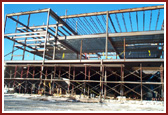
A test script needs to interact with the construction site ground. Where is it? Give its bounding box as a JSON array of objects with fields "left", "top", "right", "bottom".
[{"left": 4, "top": 94, "right": 164, "bottom": 112}]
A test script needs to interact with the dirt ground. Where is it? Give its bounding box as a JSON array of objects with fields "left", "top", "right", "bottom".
[{"left": 4, "top": 94, "right": 165, "bottom": 112}]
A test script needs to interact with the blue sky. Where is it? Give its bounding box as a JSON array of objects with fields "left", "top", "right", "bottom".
[{"left": 3, "top": 3, "right": 164, "bottom": 60}]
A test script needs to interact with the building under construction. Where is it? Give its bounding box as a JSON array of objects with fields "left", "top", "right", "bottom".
[{"left": 4, "top": 5, "right": 164, "bottom": 101}]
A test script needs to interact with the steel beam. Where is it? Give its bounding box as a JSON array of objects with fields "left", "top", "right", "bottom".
[
  {"left": 60, "top": 5, "right": 164, "bottom": 18},
  {"left": 4, "top": 58, "right": 164, "bottom": 64},
  {"left": 105, "top": 11, "right": 109, "bottom": 59},
  {"left": 4, "top": 78, "right": 164, "bottom": 85},
  {"left": 49, "top": 9, "right": 77, "bottom": 35},
  {"left": 22, "top": 14, "right": 31, "bottom": 60},
  {"left": 140, "top": 63, "right": 143, "bottom": 101},
  {"left": 57, "top": 30, "right": 164, "bottom": 40},
  {"left": 11, "top": 16, "right": 19, "bottom": 60},
  {"left": 6, "top": 8, "right": 49, "bottom": 17}
]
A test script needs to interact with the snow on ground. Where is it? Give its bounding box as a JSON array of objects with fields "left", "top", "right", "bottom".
[{"left": 4, "top": 94, "right": 164, "bottom": 112}]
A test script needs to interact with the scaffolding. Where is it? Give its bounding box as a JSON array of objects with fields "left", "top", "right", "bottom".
[{"left": 4, "top": 5, "right": 164, "bottom": 101}]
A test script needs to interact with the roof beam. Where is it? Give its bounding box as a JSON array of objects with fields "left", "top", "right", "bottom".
[
  {"left": 60, "top": 5, "right": 164, "bottom": 19},
  {"left": 6, "top": 8, "right": 49, "bottom": 17}
]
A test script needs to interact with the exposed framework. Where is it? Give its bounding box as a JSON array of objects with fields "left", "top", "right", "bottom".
[{"left": 4, "top": 5, "right": 164, "bottom": 102}]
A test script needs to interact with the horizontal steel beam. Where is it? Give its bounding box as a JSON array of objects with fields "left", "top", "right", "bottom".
[
  {"left": 4, "top": 31, "right": 45, "bottom": 36},
  {"left": 4, "top": 78, "right": 164, "bottom": 85},
  {"left": 60, "top": 5, "right": 164, "bottom": 19},
  {"left": 12, "top": 35, "right": 46, "bottom": 39},
  {"left": 4, "top": 64, "right": 124, "bottom": 67},
  {"left": 4, "top": 58, "right": 164, "bottom": 64},
  {"left": 17, "top": 24, "right": 63, "bottom": 30},
  {"left": 57, "top": 30, "right": 164, "bottom": 40},
  {"left": 6, "top": 8, "right": 49, "bottom": 17}
]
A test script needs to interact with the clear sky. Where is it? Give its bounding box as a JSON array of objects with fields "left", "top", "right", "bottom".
[{"left": 3, "top": 3, "right": 164, "bottom": 60}]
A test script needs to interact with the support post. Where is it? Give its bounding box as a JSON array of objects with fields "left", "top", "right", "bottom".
[
  {"left": 4, "top": 15, "right": 7, "bottom": 33},
  {"left": 53, "top": 22, "right": 58, "bottom": 60},
  {"left": 25, "top": 81, "right": 27, "bottom": 94},
  {"left": 13, "top": 66, "right": 17, "bottom": 89},
  {"left": 120, "top": 65, "right": 124, "bottom": 96},
  {"left": 140, "top": 63, "right": 143, "bottom": 101},
  {"left": 42, "top": 9, "right": 50, "bottom": 64},
  {"left": 22, "top": 14, "right": 31, "bottom": 60},
  {"left": 124, "top": 38, "right": 125, "bottom": 61},
  {"left": 104, "top": 67, "right": 107, "bottom": 99},
  {"left": 68, "top": 65, "right": 71, "bottom": 94},
  {"left": 88, "top": 67, "right": 90, "bottom": 80},
  {"left": 40, "top": 65, "right": 43, "bottom": 92},
  {"left": 105, "top": 11, "right": 109, "bottom": 59},
  {"left": 73, "top": 67, "right": 75, "bottom": 80},
  {"left": 11, "top": 16, "right": 19, "bottom": 60},
  {"left": 20, "top": 67, "right": 23, "bottom": 78},
  {"left": 84, "top": 65, "right": 87, "bottom": 96},
  {"left": 80, "top": 40, "right": 83, "bottom": 61},
  {"left": 59, "top": 67, "right": 61, "bottom": 79},
  {"left": 10, "top": 70, "right": 12, "bottom": 79},
  {"left": 44, "top": 68, "right": 48, "bottom": 94},
  {"left": 26, "top": 65, "right": 29, "bottom": 78},
  {"left": 100, "top": 59, "right": 103, "bottom": 103},
  {"left": 50, "top": 73, "right": 52, "bottom": 95},
  {"left": 160, "top": 64, "right": 164, "bottom": 100},
  {"left": 33, "top": 67, "right": 35, "bottom": 79}
]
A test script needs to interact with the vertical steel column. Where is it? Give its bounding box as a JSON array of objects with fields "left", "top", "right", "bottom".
[
  {"left": 104, "top": 67, "right": 107, "bottom": 99},
  {"left": 140, "top": 63, "right": 143, "bottom": 101},
  {"left": 44, "top": 68, "right": 48, "bottom": 94},
  {"left": 88, "top": 67, "right": 90, "bottom": 80},
  {"left": 54, "top": 66, "right": 56, "bottom": 79},
  {"left": 80, "top": 40, "right": 83, "bottom": 60},
  {"left": 105, "top": 11, "right": 109, "bottom": 59},
  {"left": 25, "top": 81, "right": 27, "bottom": 94},
  {"left": 33, "top": 67, "right": 35, "bottom": 79},
  {"left": 100, "top": 65, "right": 104, "bottom": 102},
  {"left": 84, "top": 65, "right": 87, "bottom": 96},
  {"left": 40, "top": 65, "right": 43, "bottom": 90},
  {"left": 11, "top": 16, "right": 19, "bottom": 60},
  {"left": 4, "top": 15, "right": 7, "bottom": 33},
  {"left": 68, "top": 64, "right": 71, "bottom": 94},
  {"left": 10, "top": 70, "right": 12, "bottom": 79},
  {"left": 14, "top": 66, "right": 17, "bottom": 78},
  {"left": 72, "top": 67, "right": 75, "bottom": 95},
  {"left": 53, "top": 22, "right": 58, "bottom": 60},
  {"left": 20, "top": 67, "right": 23, "bottom": 78},
  {"left": 160, "top": 64, "right": 164, "bottom": 100},
  {"left": 124, "top": 38, "right": 125, "bottom": 61},
  {"left": 120, "top": 65, "right": 124, "bottom": 96},
  {"left": 42, "top": 9, "right": 50, "bottom": 63},
  {"left": 99, "top": 59, "right": 103, "bottom": 102},
  {"left": 88, "top": 67, "right": 90, "bottom": 97},
  {"left": 26, "top": 65, "right": 29, "bottom": 78},
  {"left": 13, "top": 66, "right": 17, "bottom": 91},
  {"left": 73, "top": 67, "right": 75, "bottom": 80},
  {"left": 22, "top": 14, "right": 31, "bottom": 60},
  {"left": 59, "top": 67, "right": 61, "bottom": 79}
]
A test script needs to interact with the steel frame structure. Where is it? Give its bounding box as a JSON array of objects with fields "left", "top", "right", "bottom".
[{"left": 4, "top": 5, "right": 164, "bottom": 101}]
